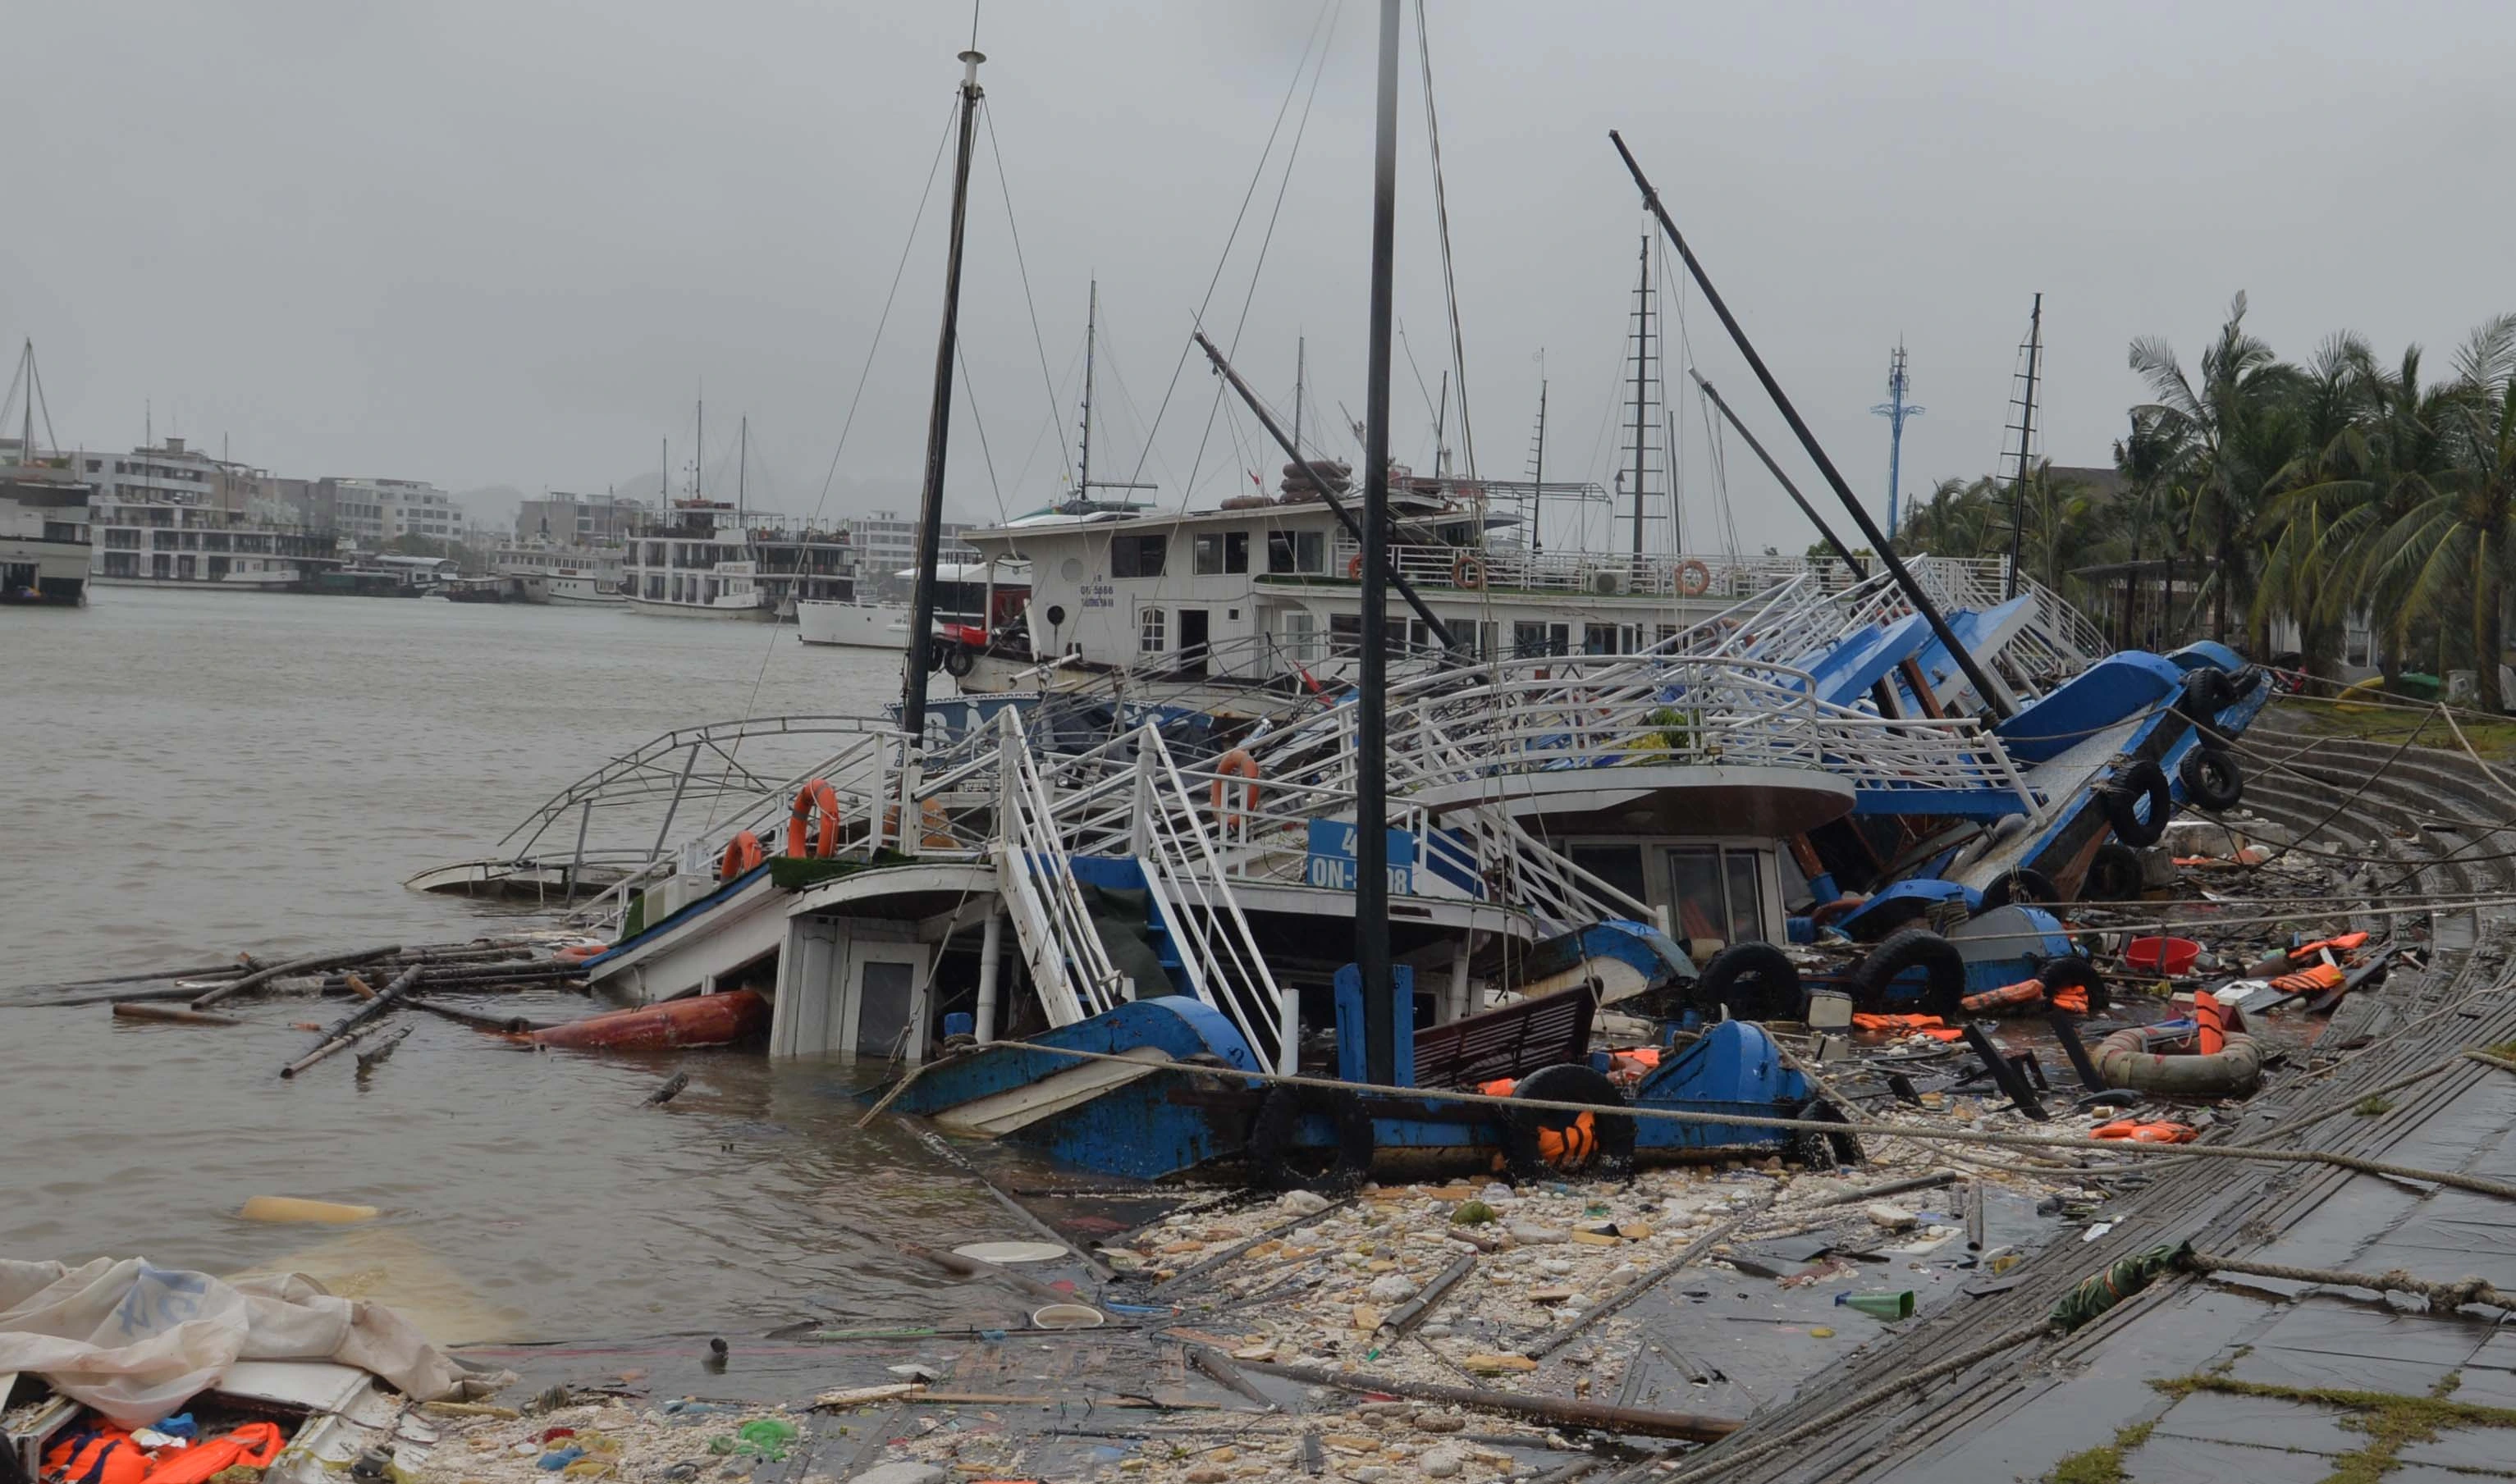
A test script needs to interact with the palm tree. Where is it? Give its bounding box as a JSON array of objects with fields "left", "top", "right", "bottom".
[
  {"left": 2112, "top": 409, "right": 2193, "bottom": 649},
  {"left": 2369, "top": 316, "right": 2516, "bottom": 710},
  {"left": 2129, "top": 293, "right": 2304, "bottom": 642},
  {"left": 2254, "top": 333, "right": 2381, "bottom": 682}
]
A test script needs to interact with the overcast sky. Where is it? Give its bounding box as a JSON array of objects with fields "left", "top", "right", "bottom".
[{"left": 7, "top": 2, "right": 2511, "bottom": 550}]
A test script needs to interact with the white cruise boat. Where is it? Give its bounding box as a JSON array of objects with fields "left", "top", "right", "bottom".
[
  {"left": 621, "top": 499, "right": 771, "bottom": 619},
  {"left": 794, "top": 561, "right": 1027, "bottom": 651},
  {"left": 2, "top": 342, "right": 95, "bottom": 605},
  {"left": 493, "top": 540, "right": 624, "bottom": 605}
]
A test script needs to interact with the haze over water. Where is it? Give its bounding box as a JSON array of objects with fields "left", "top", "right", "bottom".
[{"left": 0, "top": 590, "right": 1038, "bottom": 1344}]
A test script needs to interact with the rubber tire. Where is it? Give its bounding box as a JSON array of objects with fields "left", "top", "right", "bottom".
[
  {"left": 2035, "top": 952, "right": 2111, "bottom": 1016},
  {"left": 2084, "top": 842, "right": 2145, "bottom": 902},
  {"left": 2103, "top": 758, "right": 2174, "bottom": 847},
  {"left": 1850, "top": 928, "right": 1968, "bottom": 1019},
  {"left": 2180, "top": 747, "right": 2243, "bottom": 810},
  {"left": 1503, "top": 1064, "right": 1635, "bottom": 1183},
  {"left": 923, "top": 640, "right": 948, "bottom": 674},
  {"left": 1978, "top": 867, "right": 2061, "bottom": 909},
  {"left": 2176, "top": 669, "right": 2236, "bottom": 744},
  {"left": 1246, "top": 1086, "right": 1374, "bottom": 1193},
  {"left": 1788, "top": 1097, "right": 1864, "bottom": 1170},
  {"left": 942, "top": 642, "right": 977, "bottom": 678},
  {"left": 1845, "top": 895, "right": 1930, "bottom": 943},
  {"left": 1691, "top": 942, "right": 1802, "bottom": 1022}
]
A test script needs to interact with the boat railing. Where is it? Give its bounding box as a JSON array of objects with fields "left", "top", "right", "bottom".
[
  {"left": 1128, "top": 724, "right": 1295, "bottom": 1071},
  {"left": 990, "top": 707, "right": 1130, "bottom": 1024},
  {"left": 1320, "top": 540, "right": 1866, "bottom": 599}
]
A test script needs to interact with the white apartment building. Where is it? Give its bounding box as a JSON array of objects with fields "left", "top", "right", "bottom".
[
  {"left": 516, "top": 490, "right": 644, "bottom": 547},
  {"left": 67, "top": 436, "right": 269, "bottom": 511},
  {"left": 329, "top": 477, "right": 463, "bottom": 544},
  {"left": 846, "top": 510, "right": 977, "bottom": 581}
]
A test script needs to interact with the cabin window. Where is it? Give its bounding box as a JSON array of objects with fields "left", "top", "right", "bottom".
[
  {"left": 1281, "top": 611, "right": 1321, "bottom": 664},
  {"left": 1583, "top": 623, "right": 1622, "bottom": 656},
  {"left": 1329, "top": 613, "right": 1361, "bottom": 659},
  {"left": 1569, "top": 844, "right": 1648, "bottom": 905},
  {"left": 1267, "top": 530, "right": 1327, "bottom": 574},
  {"left": 1667, "top": 846, "right": 1768, "bottom": 947},
  {"left": 1113, "top": 533, "right": 1169, "bottom": 578},
  {"left": 1513, "top": 621, "right": 1569, "bottom": 659},
  {"left": 1195, "top": 531, "right": 1249, "bottom": 576},
  {"left": 1139, "top": 606, "right": 1168, "bottom": 654}
]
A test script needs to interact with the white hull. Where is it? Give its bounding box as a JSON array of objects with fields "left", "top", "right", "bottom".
[
  {"left": 543, "top": 578, "right": 626, "bottom": 606},
  {"left": 795, "top": 599, "right": 909, "bottom": 648},
  {"left": 0, "top": 535, "right": 89, "bottom": 603},
  {"left": 627, "top": 593, "right": 771, "bottom": 621}
]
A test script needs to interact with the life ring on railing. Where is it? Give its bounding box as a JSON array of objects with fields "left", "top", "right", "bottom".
[
  {"left": 786, "top": 778, "right": 842, "bottom": 859},
  {"left": 719, "top": 830, "right": 766, "bottom": 881},
  {"left": 1452, "top": 553, "right": 1486, "bottom": 590},
  {"left": 1347, "top": 553, "right": 1364, "bottom": 580},
  {"left": 1210, "top": 747, "right": 1261, "bottom": 827},
  {"left": 1677, "top": 559, "right": 1712, "bottom": 596}
]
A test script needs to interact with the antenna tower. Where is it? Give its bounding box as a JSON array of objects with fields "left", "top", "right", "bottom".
[{"left": 1869, "top": 341, "right": 1924, "bottom": 538}]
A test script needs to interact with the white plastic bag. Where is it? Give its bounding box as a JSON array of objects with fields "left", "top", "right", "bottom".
[{"left": 0, "top": 1258, "right": 460, "bottom": 1426}]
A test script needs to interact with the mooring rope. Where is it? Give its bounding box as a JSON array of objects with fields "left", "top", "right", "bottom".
[{"left": 908, "top": 1039, "right": 2516, "bottom": 1203}]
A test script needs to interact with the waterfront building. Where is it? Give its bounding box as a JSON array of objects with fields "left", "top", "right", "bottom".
[{"left": 327, "top": 477, "right": 464, "bottom": 545}]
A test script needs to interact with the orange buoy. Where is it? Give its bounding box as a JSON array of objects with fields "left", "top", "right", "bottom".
[
  {"left": 1210, "top": 747, "right": 1261, "bottom": 827},
  {"left": 526, "top": 989, "right": 771, "bottom": 1051},
  {"left": 787, "top": 778, "right": 842, "bottom": 859},
  {"left": 718, "top": 830, "right": 767, "bottom": 881}
]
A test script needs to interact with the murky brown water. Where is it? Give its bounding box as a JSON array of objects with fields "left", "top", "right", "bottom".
[{"left": 0, "top": 587, "right": 1054, "bottom": 1345}]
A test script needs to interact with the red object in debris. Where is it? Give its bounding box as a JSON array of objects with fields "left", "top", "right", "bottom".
[
  {"left": 2126, "top": 935, "right": 2202, "bottom": 977},
  {"left": 2092, "top": 1119, "right": 2198, "bottom": 1144},
  {"left": 526, "top": 990, "right": 770, "bottom": 1050}
]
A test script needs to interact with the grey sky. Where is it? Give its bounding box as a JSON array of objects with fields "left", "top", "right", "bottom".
[{"left": 7, "top": 2, "right": 2510, "bottom": 552}]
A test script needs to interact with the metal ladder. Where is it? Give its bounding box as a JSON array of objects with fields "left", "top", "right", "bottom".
[{"left": 990, "top": 708, "right": 1128, "bottom": 1027}]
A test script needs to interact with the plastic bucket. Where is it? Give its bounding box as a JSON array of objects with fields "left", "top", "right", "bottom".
[{"left": 2126, "top": 936, "right": 2201, "bottom": 977}]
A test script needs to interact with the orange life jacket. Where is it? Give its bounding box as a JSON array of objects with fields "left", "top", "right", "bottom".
[
  {"left": 1535, "top": 1110, "right": 1599, "bottom": 1169},
  {"left": 2291, "top": 931, "right": 2369, "bottom": 961},
  {"left": 143, "top": 1423, "right": 286, "bottom": 1484},
  {"left": 2193, "top": 989, "right": 2228, "bottom": 1055},
  {"left": 2271, "top": 962, "right": 2346, "bottom": 994},
  {"left": 1851, "top": 1013, "right": 1947, "bottom": 1032},
  {"left": 2092, "top": 1119, "right": 2198, "bottom": 1144},
  {"left": 45, "top": 1425, "right": 148, "bottom": 1484}
]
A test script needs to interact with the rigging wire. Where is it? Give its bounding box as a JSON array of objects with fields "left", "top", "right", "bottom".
[
  {"left": 981, "top": 101, "right": 1073, "bottom": 511},
  {"left": 702, "top": 94, "right": 964, "bottom": 836},
  {"left": 1120, "top": 0, "right": 1342, "bottom": 495},
  {"left": 1413, "top": 0, "right": 1474, "bottom": 477},
  {"left": 1169, "top": 2, "right": 1342, "bottom": 509}
]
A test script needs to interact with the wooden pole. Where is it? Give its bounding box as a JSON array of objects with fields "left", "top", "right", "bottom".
[
  {"left": 1233, "top": 1358, "right": 1740, "bottom": 1443},
  {"left": 193, "top": 943, "right": 400, "bottom": 1010},
  {"left": 111, "top": 1003, "right": 242, "bottom": 1028}
]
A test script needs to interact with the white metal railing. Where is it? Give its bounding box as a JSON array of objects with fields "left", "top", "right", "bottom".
[
  {"left": 1127, "top": 726, "right": 1294, "bottom": 1071},
  {"left": 991, "top": 708, "right": 1128, "bottom": 1025}
]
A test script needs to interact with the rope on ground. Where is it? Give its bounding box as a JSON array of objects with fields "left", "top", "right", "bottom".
[
  {"left": 2469, "top": 1048, "right": 2516, "bottom": 1075},
  {"left": 2188, "top": 1250, "right": 2513, "bottom": 1313},
  {"left": 962, "top": 1039, "right": 2516, "bottom": 1203}
]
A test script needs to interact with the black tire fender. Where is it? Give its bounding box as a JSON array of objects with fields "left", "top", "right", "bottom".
[
  {"left": 1246, "top": 1085, "right": 1374, "bottom": 1193},
  {"left": 1691, "top": 942, "right": 1801, "bottom": 1021},
  {"left": 2084, "top": 842, "right": 2146, "bottom": 902},
  {"left": 2103, "top": 758, "right": 2174, "bottom": 847},
  {"left": 1850, "top": 928, "right": 1968, "bottom": 1018},
  {"left": 2035, "top": 952, "right": 2111, "bottom": 1015},
  {"left": 1503, "top": 1064, "right": 1635, "bottom": 1183},
  {"left": 2175, "top": 668, "right": 2236, "bottom": 744},
  {"left": 1978, "top": 867, "right": 2061, "bottom": 909},
  {"left": 942, "top": 642, "right": 977, "bottom": 678},
  {"left": 2179, "top": 746, "right": 2243, "bottom": 810}
]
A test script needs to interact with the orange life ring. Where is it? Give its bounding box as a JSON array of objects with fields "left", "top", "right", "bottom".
[
  {"left": 1347, "top": 553, "right": 1364, "bottom": 580},
  {"left": 787, "top": 778, "right": 842, "bottom": 859},
  {"left": 1210, "top": 747, "right": 1260, "bottom": 826},
  {"left": 1452, "top": 553, "right": 1485, "bottom": 590},
  {"left": 1677, "top": 559, "right": 1712, "bottom": 596},
  {"left": 719, "top": 829, "right": 766, "bottom": 881},
  {"left": 556, "top": 943, "right": 609, "bottom": 964}
]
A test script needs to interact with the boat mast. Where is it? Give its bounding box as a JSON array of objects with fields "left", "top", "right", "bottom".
[
  {"left": 695, "top": 399, "right": 703, "bottom": 503},
  {"left": 900, "top": 43, "right": 986, "bottom": 741},
  {"left": 1608, "top": 131, "right": 2014, "bottom": 721},
  {"left": 1292, "top": 336, "right": 1305, "bottom": 456},
  {"left": 736, "top": 414, "right": 747, "bottom": 527},
  {"left": 1077, "top": 278, "right": 1096, "bottom": 497},
  {"left": 1530, "top": 375, "right": 1547, "bottom": 555},
  {"left": 2006, "top": 294, "right": 2043, "bottom": 600},
  {"left": 1356, "top": 0, "right": 1402, "bottom": 1086},
  {"left": 1628, "top": 232, "right": 1652, "bottom": 557}
]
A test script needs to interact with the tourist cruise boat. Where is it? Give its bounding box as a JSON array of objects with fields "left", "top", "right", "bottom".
[
  {"left": 87, "top": 495, "right": 337, "bottom": 591},
  {"left": 620, "top": 500, "right": 855, "bottom": 621},
  {"left": 794, "top": 560, "right": 1028, "bottom": 651},
  {"left": 0, "top": 453, "right": 91, "bottom": 605},
  {"left": 492, "top": 540, "right": 624, "bottom": 605}
]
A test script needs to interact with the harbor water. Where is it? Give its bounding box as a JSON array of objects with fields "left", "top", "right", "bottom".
[{"left": 0, "top": 587, "right": 1053, "bottom": 1345}]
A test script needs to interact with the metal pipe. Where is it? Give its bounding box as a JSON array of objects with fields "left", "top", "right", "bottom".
[
  {"left": 1688, "top": 370, "right": 1865, "bottom": 578},
  {"left": 1356, "top": 0, "right": 1402, "bottom": 1087},
  {"left": 1190, "top": 331, "right": 1456, "bottom": 651},
  {"left": 1608, "top": 130, "right": 2015, "bottom": 722},
  {"left": 901, "top": 48, "right": 986, "bottom": 742},
  {"left": 650, "top": 743, "right": 701, "bottom": 861},
  {"left": 974, "top": 908, "right": 1004, "bottom": 1043}
]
